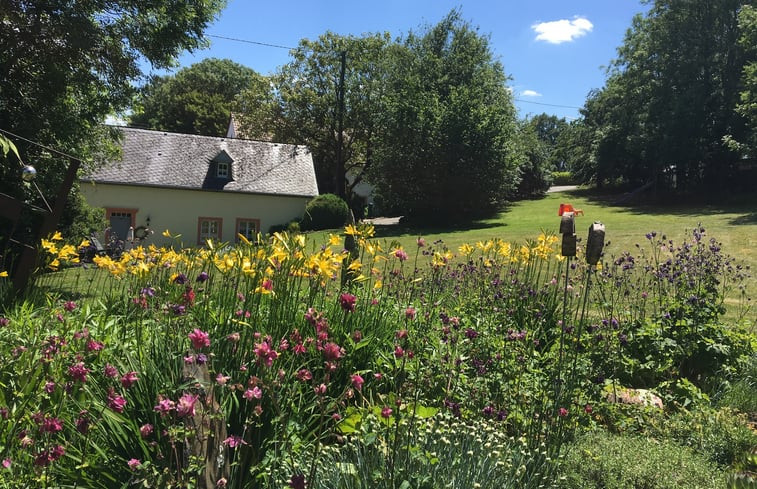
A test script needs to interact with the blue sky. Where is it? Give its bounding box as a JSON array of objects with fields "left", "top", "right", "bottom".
[{"left": 155, "top": 0, "right": 649, "bottom": 121}]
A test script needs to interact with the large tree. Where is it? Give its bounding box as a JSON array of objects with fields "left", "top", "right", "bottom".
[
  {"left": 235, "top": 32, "right": 391, "bottom": 199},
  {"left": 370, "top": 11, "right": 520, "bottom": 220},
  {"left": 0, "top": 1, "right": 225, "bottom": 231},
  {"left": 130, "top": 58, "right": 261, "bottom": 136},
  {"left": 578, "top": 0, "right": 751, "bottom": 192}
]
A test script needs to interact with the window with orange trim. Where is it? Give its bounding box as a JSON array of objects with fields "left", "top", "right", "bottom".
[
  {"left": 197, "top": 217, "right": 222, "bottom": 245},
  {"left": 235, "top": 218, "right": 260, "bottom": 242}
]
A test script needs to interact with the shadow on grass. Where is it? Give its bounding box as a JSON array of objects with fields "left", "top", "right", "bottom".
[
  {"left": 561, "top": 187, "right": 757, "bottom": 224},
  {"left": 370, "top": 217, "right": 505, "bottom": 239}
]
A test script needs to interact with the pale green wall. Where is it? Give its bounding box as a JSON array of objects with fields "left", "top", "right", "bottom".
[{"left": 80, "top": 182, "right": 310, "bottom": 247}]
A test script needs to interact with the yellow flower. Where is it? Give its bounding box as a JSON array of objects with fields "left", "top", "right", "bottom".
[
  {"left": 238, "top": 233, "right": 251, "bottom": 245},
  {"left": 458, "top": 243, "right": 474, "bottom": 256},
  {"left": 162, "top": 230, "right": 172, "bottom": 238},
  {"left": 0, "top": 270, "right": 7, "bottom": 277},
  {"left": 329, "top": 234, "right": 342, "bottom": 246},
  {"left": 344, "top": 224, "right": 360, "bottom": 236},
  {"left": 41, "top": 239, "right": 58, "bottom": 254},
  {"left": 51, "top": 231, "right": 63, "bottom": 241},
  {"left": 476, "top": 240, "right": 494, "bottom": 253},
  {"left": 78, "top": 239, "right": 90, "bottom": 249},
  {"left": 48, "top": 258, "right": 60, "bottom": 270},
  {"left": 374, "top": 279, "right": 383, "bottom": 289}
]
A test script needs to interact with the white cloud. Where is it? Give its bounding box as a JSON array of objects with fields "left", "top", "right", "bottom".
[
  {"left": 532, "top": 17, "right": 593, "bottom": 44},
  {"left": 521, "top": 90, "right": 542, "bottom": 97},
  {"left": 105, "top": 114, "right": 127, "bottom": 126}
]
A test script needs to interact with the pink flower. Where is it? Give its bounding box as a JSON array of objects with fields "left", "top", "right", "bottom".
[
  {"left": 395, "top": 329, "right": 408, "bottom": 339},
  {"left": 120, "top": 371, "right": 139, "bottom": 388},
  {"left": 404, "top": 307, "right": 416, "bottom": 320},
  {"left": 154, "top": 398, "right": 175, "bottom": 416},
  {"left": 393, "top": 249, "right": 408, "bottom": 261},
  {"left": 416, "top": 237, "right": 426, "bottom": 247},
  {"left": 243, "top": 386, "right": 263, "bottom": 400},
  {"left": 314, "top": 383, "right": 327, "bottom": 395},
  {"left": 584, "top": 404, "right": 593, "bottom": 414},
  {"left": 223, "top": 435, "right": 247, "bottom": 448},
  {"left": 394, "top": 345, "right": 404, "bottom": 358},
  {"left": 217, "top": 478, "right": 228, "bottom": 488},
  {"left": 127, "top": 458, "right": 141, "bottom": 470},
  {"left": 381, "top": 406, "right": 393, "bottom": 418},
  {"left": 254, "top": 341, "right": 278, "bottom": 367},
  {"left": 176, "top": 393, "right": 198, "bottom": 417},
  {"left": 40, "top": 417, "right": 64, "bottom": 434},
  {"left": 103, "top": 364, "right": 118, "bottom": 378},
  {"left": 68, "top": 362, "right": 91, "bottom": 383},
  {"left": 558, "top": 407, "right": 569, "bottom": 417},
  {"left": 295, "top": 369, "right": 312, "bottom": 382},
  {"left": 293, "top": 343, "right": 306, "bottom": 355},
  {"left": 339, "top": 293, "right": 357, "bottom": 312},
  {"left": 216, "top": 373, "right": 230, "bottom": 385},
  {"left": 86, "top": 340, "right": 104, "bottom": 352},
  {"left": 44, "top": 381, "right": 56, "bottom": 393},
  {"left": 2, "top": 459, "right": 10, "bottom": 469},
  {"left": 322, "top": 342, "right": 343, "bottom": 362},
  {"left": 63, "top": 301, "right": 77, "bottom": 312},
  {"left": 140, "top": 423, "right": 154, "bottom": 438},
  {"left": 227, "top": 332, "right": 240, "bottom": 343},
  {"left": 188, "top": 329, "right": 210, "bottom": 349},
  {"left": 107, "top": 389, "right": 127, "bottom": 413},
  {"left": 350, "top": 374, "right": 364, "bottom": 391}
]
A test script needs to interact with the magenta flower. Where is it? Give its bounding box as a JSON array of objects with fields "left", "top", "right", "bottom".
[
  {"left": 393, "top": 248, "right": 408, "bottom": 261},
  {"left": 322, "top": 342, "right": 343, "bottom": 362},
  {"left": 381, "top": 406, "right": 393, "bottom": 418},
  {"left": 127, "top": 458, "right": 141, "bottom": 470},
  {"left": 416, "top": 237, "right": 426, "bottom": 247},
  {"left": 558, "top": 407, "right": 569, "bottom": 417},
  {"left": 63, "top": 300, "right": 76, "bottom": 312},
  {"left": 176, "top": 393, "right": 199, "bottom": 417},
  {"left": 295, "top": 369, "right": 312, "bottom": 382},
  {"left": 86, "top": 340, "right": 104, "bottom": 352},
  {"left": 0, "top": 317, "right": 9, "bottom": 327},
  {"left": 222, "top": 435, "right": 247, "bottom": 448},
  {"left": 313, "top": 383, "right": 327, "bottom": 395},
  {"left": 394, "top": 345, "right": 404, "bottom": 358},
  {"left": 103, "top": 364, "right": 118, "bottom": 378},
  {"left": 107, "top": 389, "right": 127, "bottom": 413},
  {"left": 216, "top": 373, "right": 230, "bottom": 385},
  {"left": 40, "top": 416, "right": 64, "bottom": 434},
  {"left": 188, "top": 329, "right": 210, "bottom": 349},
  {"left": 2, "top": 459, "right": 10, "bottom": 469},
  {"left": 120, "top": 371, "right": 139, "bottom": 388},
  {"left": 339, "top": 293, "right": 357, "bottom": 312},
  {"left": 350, "top": 374, "right": 364, "bottom": 391},
  {"left": 243, "top": 386, "right": 263, "bottom": 400},
  {"left": 404, "top": 307, "right": 416, "bottom": 320},
  {"left": 68, "top": 362, "right": 91, "bottom": 383},
  {"left": 76, "top": 410, "right": 90, "bottom": 434},
  {"left": 140, "top": 423, "right": 154, "bottom": 438}
]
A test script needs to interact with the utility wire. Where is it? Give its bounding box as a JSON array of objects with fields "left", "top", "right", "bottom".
[
  {"left": 513, "top": 98, "right": 582, "bottom": 110},
  {"left": 207, "top": 34, "right": 299, "bottom": 51},
  {"left": 0, "top": 127, "right": 82, "bottom": 162}
]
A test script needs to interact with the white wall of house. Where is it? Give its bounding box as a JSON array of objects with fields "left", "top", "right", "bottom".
[{"left": 81, "top": 182, "right": 310, "bottom": 247}]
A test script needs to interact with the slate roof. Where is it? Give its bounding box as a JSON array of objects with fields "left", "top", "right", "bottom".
[{"left": 83, "top": 127, "right": 319, "bottom": 198}]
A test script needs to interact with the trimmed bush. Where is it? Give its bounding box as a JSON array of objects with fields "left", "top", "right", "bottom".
[
  {"left": 552, "top": 171, "right": 578, "bottom": 185},
  {"left": 557, "top": 431, "right": 726, "bottom": 489},
  {"left": 300, "top": 193, "right": 350, "bottom": 231}
]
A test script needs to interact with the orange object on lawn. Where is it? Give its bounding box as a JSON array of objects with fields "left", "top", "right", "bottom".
[{"left": 559, "top": 203, "right": 584, "bottom": 216}]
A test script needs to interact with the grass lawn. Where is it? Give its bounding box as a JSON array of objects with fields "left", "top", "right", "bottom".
[{"left": 41, "top": 188, "right": 756, "bottom": 324}]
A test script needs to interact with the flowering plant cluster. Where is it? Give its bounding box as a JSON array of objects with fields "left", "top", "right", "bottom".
[{"left": 0, "top": 225, "right": 750, "bottom": 487}]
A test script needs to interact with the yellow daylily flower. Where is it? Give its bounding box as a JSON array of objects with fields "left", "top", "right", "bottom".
[
  {"left": 0, "top": 270, "right": 8, "bottom": 277},
  {"left": 329, "top": 234, "right": 342, "bottom": 246},
  {"left": 458, "top": 243, "right": 474, "bottom": 256},
  {"left": 51, "top": 231, "right": 63, "bottom": 241}
]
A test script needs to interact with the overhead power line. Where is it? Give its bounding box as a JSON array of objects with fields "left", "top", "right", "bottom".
[
  {"left": 207, "top": 34, "right": 298, "bottom": 51},
  {"left": 514, "top": 98, "right": 582, "bottom": 110}
]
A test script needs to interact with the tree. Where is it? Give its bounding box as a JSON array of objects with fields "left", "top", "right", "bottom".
[
  {"left": 527, "top": 113, "right": 570, "bottom": 171},
  {"left": 130, "top": 58, "right": 261, "bottom": 136},
  {"left": 235, "top": 32, "right": 391, "bottom": 199},
  {"left": 370, "top": 11, "right": 520, "bottom": 221},
  {"left": 0, "top": 1, "right": 225, "bottom": 223},
  {"left": 577, "top": 0, "right": 751, "bottom": 192},
  {"left": 512, "top": 121, "right": 552, "bottom": 199},
  {"left": 735, "top": 4, "right": 757, "bottom": 156}
]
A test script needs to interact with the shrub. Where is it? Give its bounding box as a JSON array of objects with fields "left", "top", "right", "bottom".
[
  {"left": 268, "top": 219, "right": 301, "bottom": 235},
  {"left": 718, "top": 354, "right": 757, "bottom": 414},
  {"left": 557, "top": 431, "right": 726, "bottom": 489},
  {"left": 300, "top": 194, "right": 350, "bottom": 231},
  {"left": 552, "top": 171, "right": 577, "bottom": 185}
]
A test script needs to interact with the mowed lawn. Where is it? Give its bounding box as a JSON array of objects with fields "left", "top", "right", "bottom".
[
  {"left": 348, "top": 188, "right": 756, "bottom": 323},
  {"left": 44, "top": 188, "right": 756, "bottom": 324}
]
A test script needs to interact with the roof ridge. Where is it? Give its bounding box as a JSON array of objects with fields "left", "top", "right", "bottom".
[{"left": 106, "top": 125, "right": 305, "bottom": 150}]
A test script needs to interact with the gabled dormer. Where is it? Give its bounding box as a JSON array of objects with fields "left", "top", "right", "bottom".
[{"left": 213, "top": 150, "right": 234, "bottom": 180}]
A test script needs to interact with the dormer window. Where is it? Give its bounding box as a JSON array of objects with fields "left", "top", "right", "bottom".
[
  {"left": 217, "top": 161, "right": 229, "bottom": 178},
  {"left": 213, "top": 149, "right": 233, "bottom": 180}
]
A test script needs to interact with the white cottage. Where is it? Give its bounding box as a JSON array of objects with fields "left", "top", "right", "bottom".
[{"left": 80, "top": 127, "right": 318, "bottom": 247}]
